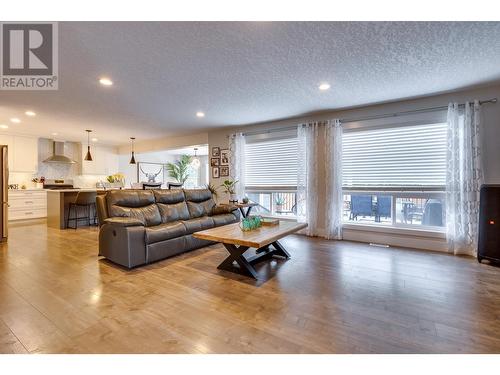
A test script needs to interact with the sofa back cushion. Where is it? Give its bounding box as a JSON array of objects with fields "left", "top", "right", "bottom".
[
  {"left": 183, "top": 189, "right": 216, "bottom": 219},
  {"left": 153, "top": 190, "right": 190, "bottom": 223},
  {"left": 106, "top": 190, "right": 161, "bottom": 227}
]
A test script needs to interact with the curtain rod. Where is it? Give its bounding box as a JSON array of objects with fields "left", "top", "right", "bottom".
[{"left": 240, "top": 97, "right": 497, "bottom": 136}]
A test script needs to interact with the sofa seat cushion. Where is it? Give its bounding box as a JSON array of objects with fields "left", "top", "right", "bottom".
[
  {"left": 211, "top": 213, "right": 238, "bottom": 227},
  {"left": 145, "top": 222, "right": 187, "bottom": 244},
  {"left": 181, "top": 216, "right": 215, "bottom": 234}
]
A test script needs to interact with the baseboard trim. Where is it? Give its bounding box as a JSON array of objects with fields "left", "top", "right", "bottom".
[{"left": 303, "top": 226, "right": 448, "bottom": 252}]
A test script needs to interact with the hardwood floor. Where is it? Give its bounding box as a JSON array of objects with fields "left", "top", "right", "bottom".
[{"left": 1, "top": 220, "right": 500, "bottom": 353}]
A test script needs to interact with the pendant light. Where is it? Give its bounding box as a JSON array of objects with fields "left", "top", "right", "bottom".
[
  {"left": 129, "top": 137, "right": 136, "bottom": 164},
  {"left": 84, "top": 130, "right": 93, "bottom": 161},
  {"left": 191, "top": 147, "right": 200, "bottom": 169}
]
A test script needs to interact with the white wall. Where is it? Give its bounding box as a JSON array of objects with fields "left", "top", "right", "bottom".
[{"left": 118, "top": 150, "right": 210, "bottom": 188}]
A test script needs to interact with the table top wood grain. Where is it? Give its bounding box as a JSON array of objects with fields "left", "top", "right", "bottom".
[{"left": 193, "top": 220, "right": 307, "bottom": 248}]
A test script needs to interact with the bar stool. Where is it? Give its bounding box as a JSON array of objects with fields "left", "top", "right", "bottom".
[
  {"left": 66, "top": 191, "right": 97, "bottom": 229},
  {"left": 167, "top": 182, "right": 183, "bottom": 189}
]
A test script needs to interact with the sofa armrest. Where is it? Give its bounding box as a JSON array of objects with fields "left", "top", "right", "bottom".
[
  {"left": 99, "top": 219, "right": 146, "bottom": 268},
  {"left": 210, "top": 204, "right": 238, "bottom": 216},
  {"left": 103, "top": 217, "right": 144, "bottom": 227}
]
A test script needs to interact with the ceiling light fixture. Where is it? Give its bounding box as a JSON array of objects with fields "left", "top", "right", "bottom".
[
  {"left": 99, "top": 77, "right": 113, "bottom": 86},
  {"left": 129, "top": 137, "right": 136, "bottom": 164},
  {"left": 25, "top": 111, "right": 36, "bottom": 117},
  {"left": 52, "top": 132, "right": 58, "bottom": 136},
  {"left": 319, "top": 83, "right": 331, "bottom": 91},
  {"left": 10, "top": 118, "right": 21, "bottom": 123},
  {"left": 92, "top": 138, "right": 98, "bottom": 142},
  {"left": 84, "top": 130, "right": 93, "bottom": 161},
  {"left": 196, "top": 112, "right": 205, "bottom": 118},
  {"left": 0, "top": 125, "right": 8, "bottom": 129},
  {"left": 191, "top": 147, "right": 200, "bottom": 169}
]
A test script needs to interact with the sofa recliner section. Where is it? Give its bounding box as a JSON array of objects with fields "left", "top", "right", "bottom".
[{"left": 96, "top": 188, "right": 240, "bottom": 268}]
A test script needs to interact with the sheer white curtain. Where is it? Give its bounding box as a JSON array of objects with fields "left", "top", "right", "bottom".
[
  {"left": 446, "top": 101, "right": 483, "bottom": 256},
  {"left": 297, "top": 120, "right": 343, "bottom": 239},
  {"left": 325, "top": 120, "right": 343, "bottom": 240},
  {"left": 228, "top": 132, "right": 246, "bottom": 200}
]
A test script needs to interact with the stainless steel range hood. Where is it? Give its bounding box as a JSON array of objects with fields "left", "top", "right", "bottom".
[{"left": 43, "top": 141, "right": 77, "bottom": 164}]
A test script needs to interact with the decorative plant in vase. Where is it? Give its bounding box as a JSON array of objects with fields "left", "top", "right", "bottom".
[
  {"left": 220, "top": 179, "right": 238, "bottom": 203},
  {"left": 106, "top": 173, "right": 125, "bottom": 187},
  {"left": 275, "top": 196, "right": 287, "bottom": 212},
  {"left": 166, "top": 155, "right": 192, "bottom": 185}
]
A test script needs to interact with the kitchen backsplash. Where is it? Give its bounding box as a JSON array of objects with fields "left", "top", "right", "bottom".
[
  {"left": 37, "top": 138, "right": 80, "bottom": 179},
  {"left": 9, "top": 139, "right": 108, "bottom": 189}
]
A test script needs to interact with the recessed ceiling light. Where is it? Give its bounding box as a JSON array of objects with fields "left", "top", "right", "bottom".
[
  {"left": 25, "top": 110, "right": 36, "bottom": 117},
  {"left": 0, "top": 125, "right": 8, "bottom": 129},
  {"left": 52, "top": 132, "right": 58, "bottom": 136},
  {"left": 92, "top": 138, "right": 98, "bottom": 142},
  {"left": 319, "top": 83, "right": 331, "bottom": 91},
  {"left": 10, "top": 118, "right": 21, "bottom": 123},
  {"left": 196, "top": 112, "right": 205, "bottom": 118},
  {"left": 99, "top": 77, "right": 113, "bottom": 86}
]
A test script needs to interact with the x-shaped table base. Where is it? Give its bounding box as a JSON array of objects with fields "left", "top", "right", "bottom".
[{"left": 218, "top": 240, "right": 291, "bottom": 279}]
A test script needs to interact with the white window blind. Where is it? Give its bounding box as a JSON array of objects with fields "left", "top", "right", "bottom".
[
  {"left": 342, "top": 123, "right": 447, "bottom": 189},
  {"left": 245, "top": 137, "right": 298, "bottom": 188}
]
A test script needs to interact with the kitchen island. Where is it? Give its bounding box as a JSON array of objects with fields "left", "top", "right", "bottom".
[{"left": 47, "top": 189, "right": 107, "bottom": 229}]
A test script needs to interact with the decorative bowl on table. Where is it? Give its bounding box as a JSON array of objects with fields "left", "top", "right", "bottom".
[{"left": 239, "top": 215, "right": 263, "bottom": 231}]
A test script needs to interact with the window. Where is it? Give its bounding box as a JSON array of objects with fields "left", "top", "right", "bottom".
[
  {"left": 244, "top": 133, "right": 298, "bottom": 217},
  {"left": 342, "top": 122, "right": 447, "bottom": 229}
]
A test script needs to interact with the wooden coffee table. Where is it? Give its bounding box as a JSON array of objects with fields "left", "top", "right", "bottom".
[{"left": 193, "top": 221, "right": 307, "bottom": 279}]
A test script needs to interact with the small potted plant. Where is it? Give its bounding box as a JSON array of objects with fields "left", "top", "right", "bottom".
[
  {"left": 220, "top": 179, "right": 238, "bottom": 203},
  {"left": 31, "top": 177, "right": 43, "bottom": 189},
  {"left": 275, "top": 196, "right": 286, "bottom": 212}
]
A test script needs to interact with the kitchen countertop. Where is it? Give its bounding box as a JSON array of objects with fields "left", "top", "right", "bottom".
[
  {"left": 8, "top": 189, "right": 47, "bottom": 192},
  {"left": 46, "top": 189, "right": 101, "bottom": 193}
]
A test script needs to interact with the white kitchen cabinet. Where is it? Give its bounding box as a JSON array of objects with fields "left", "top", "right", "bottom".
[
  {"left": 0, "top": 135, "right": 14, "bottom": 170},
  {"left": 8, "top": 189, "right": 47, "bottom": 221},
  {"left": 81, "top": 145, "right": 119, "bottom": 175},
  {"left": 13, "top": 136, "right": 38, "bottom": 172}
]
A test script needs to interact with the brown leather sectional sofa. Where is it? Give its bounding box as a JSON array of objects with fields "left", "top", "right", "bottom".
[{"left": 96, "top": 189, "right": 240, "bottom": 268}]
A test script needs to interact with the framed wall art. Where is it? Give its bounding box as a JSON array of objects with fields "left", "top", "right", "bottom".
[
  {"left": 212, "top": 167, "right": 220, "bottom": 179},
  {"left": 220, "top": 149, "right": 229, "bottom": 165},
  {"left": 210, "top": 157, "right": 220, "bottom": 167},
  {"left": 137, "top": 162, "right": 165, "bottom": 185},
  {"left": 211, "top": 147, "right": 220, "bottom": 157},
  {"left": 220, "top": 165, "right": 229, "bottom": 177}
]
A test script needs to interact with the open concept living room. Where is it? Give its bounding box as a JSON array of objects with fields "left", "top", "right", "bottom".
[{"left": 2, "top": 1, "right": 500, "bottom": 372}]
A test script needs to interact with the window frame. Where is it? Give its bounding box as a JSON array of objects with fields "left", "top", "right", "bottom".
[
  {"left": 342, "top": 189, "right": 446, "bottom": 232},
  {"left": 341, "top": 112, "right": 448, "bottom": 232},
  {"left": 244, "top": 130, "right": 299, "bottom": 218}
]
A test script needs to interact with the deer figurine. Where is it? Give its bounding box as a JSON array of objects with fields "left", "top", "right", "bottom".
[{"left": 140, "top": 165, "right": 162, "bottom": 183}]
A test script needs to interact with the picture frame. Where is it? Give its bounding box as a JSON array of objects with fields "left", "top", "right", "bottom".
[
  {"left": 212, "top": 167, "right": 220, "bottom": 179},
  {"left": 137, "top": 162, "right": 165, "bottom": 185},
  {"left": 220, "top": 149, "right": 229, "bottom": 165},
  {"left": 210, "top": 157, "right": 220, "bottom": 167},
  {"left": 211, "top": 146, "right": 220, "bottom": 157},
  {"left": 220, "top": 166, "right": 229, "bottom": 177}
]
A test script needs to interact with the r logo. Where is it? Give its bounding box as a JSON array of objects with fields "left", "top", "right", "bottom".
[
  {"left": 0, "top": 22, "right": 58, "bottom": 90},
  {"left": 2, "top": 23, "right": 53, "bottom": 75}
]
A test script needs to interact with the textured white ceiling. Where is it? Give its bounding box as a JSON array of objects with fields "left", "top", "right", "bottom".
[{"left": 1, "top": 21, "right": 500, "bottom": 145}]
